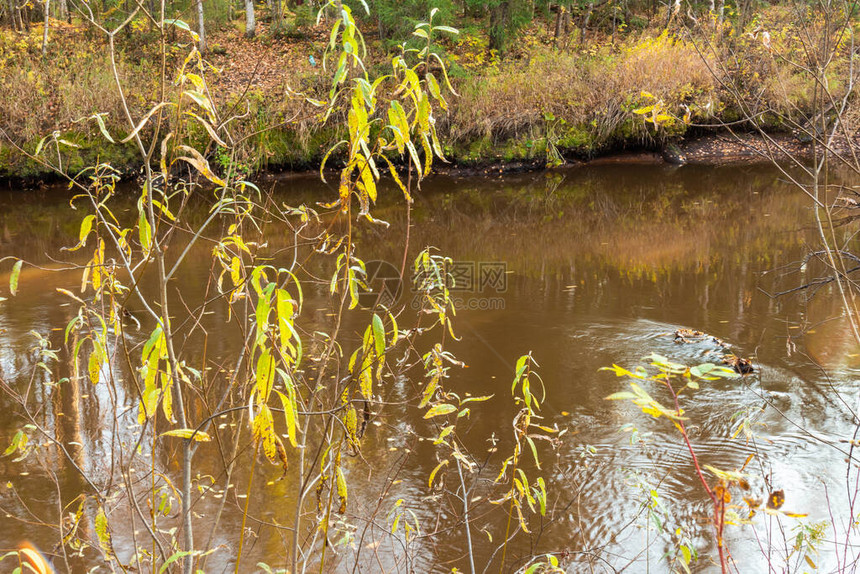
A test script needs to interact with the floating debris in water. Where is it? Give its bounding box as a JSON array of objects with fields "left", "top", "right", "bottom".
[
  {"left": 670, "top": 328, "right": 753, "bottom": 374},
  {"left": 723, "top": 354, "right": 754, "bottom": 375},
  {"left": 673, "top": 328, "right": 705, "bottom": 343}
]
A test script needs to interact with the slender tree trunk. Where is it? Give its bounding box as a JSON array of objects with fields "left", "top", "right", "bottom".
[
  {"left": 271, "top": 0, "right": 281, "bottom": 32},
  {"left": 717, "top": 0, "right": 724, "bottom": 22},
  {"left": 244, "top": 0, "right": 255, "bottom": 38},
  {"left": 611, "top": 0, "right": 616, "bottom": 43},
  {"left": 41, "top": 0, "right": 49, "bottom": 55},
  {"left": 553, "top": 5, "right": 564, "bottom": 47},
  {"left": 667, "top": 0, "right": 680, "bottom": 27},
  {"left": 8, "top": 0, "right": 19, "bottom": 30},
  {"left": 562, "top": 6, "right": 569, "bottom": 40},
  {"left": 196, "top": 0, "right": 205, "bottom": 51},
  {"left": 579, "top": 1, "right": 592, "bottom": 46}
]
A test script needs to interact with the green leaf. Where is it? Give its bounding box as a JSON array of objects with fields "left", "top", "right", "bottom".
[
  {"left": 372, "top": 314, "right": 385, "bottom": 359},
  {"left": 433, "top": 25, "right": 459, "bottom": 35},
  {"left": 34, "top": 135, "right": 48, "bottom": 156},
  {"left": 91, "top": 113, "right": 115, "bottom": 143},
  {"left": 690, "top": 363, "right": 715, "bottom": 378},
  {"left": 158, "top": 551, "right": 196, "bottom": 574},
  {"left": 3, "top": 431, "right": 24, "bottom": 456},
  {"left": 512, "top": 355, "right": 528, "bottom": 392},
  {"left": 138, "top": 208, "right": 152, "bottom": 257},
  {"left": 525, "top": 435, "right": 541, "bottom": 469}
]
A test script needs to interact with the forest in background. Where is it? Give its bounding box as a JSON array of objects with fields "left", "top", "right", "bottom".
[{"left": 0, "top": 0, "right": 854, "bottom": 178}]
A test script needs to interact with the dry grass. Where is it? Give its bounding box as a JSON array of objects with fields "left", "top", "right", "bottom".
[
  {"left": 0, "top": 26, "right": 157, "bottom": 145},
  {"left": 0, "top": 9, "right": 855, "bottom": 175},
  {"left": 449, "top": 29, "right": 720, "bottom": 151}
]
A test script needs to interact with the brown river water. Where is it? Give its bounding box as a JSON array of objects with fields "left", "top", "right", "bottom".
[{"left": 0, "top": 163, "right": 858, "bottom": 572}]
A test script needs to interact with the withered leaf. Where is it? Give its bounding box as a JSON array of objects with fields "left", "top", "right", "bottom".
[{"left": 767, "top": 489, "right": 785, "bottom": 510}]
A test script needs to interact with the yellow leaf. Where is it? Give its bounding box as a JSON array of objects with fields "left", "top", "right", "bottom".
[{"left": 160, "top": 429, "right": 212, "bottom": 442}]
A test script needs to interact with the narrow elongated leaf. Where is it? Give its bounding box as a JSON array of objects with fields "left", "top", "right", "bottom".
[
  {"left": 91, "top": 113, "right": 115, "bottom": 143},
  {"left": 428, "top": 459, "right": 448, "bottom": 488},
  {"left": 175, "top": 145, "right": 226, "bottom": 186},
  {"left": 336, "top": 466, "right": 348, "bottom": 513},
  {"left": 158, "top": 551, "right": 196, "bottom": 574},
  {"left": 424, "top": 404, "right": 456, "bottom": 418},
  {"left": 119, "top": 102, "right": 173, "bottom": 144},
  {"left": 95, "top": 505, "right": 114, "bottom": 560},
  {"left": 256, "top": 349, "right": 275, "bottom": 402},
  {"left": 9, "top": 260, "right": 22, "bottom": 296},
  {"left": 605, "top": 391, "right": 636, "bottom": 401},
  {"left": 276, "top": 389, "right": 298, "bottom": 448},
  {"left": 160, "top": 429, "right": 212, "bottom": 441},
  {"left": 371, "top": 314, "right": 385, "bottom": 358}
]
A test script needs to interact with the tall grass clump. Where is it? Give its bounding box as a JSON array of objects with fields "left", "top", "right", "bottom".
[{"left": 449, "top": 29, "right": 719, "bottom": 157}]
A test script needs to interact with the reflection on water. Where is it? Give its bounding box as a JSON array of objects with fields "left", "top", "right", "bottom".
[{"left": 0, "top": 163, "right": 857, "bottom": 572}]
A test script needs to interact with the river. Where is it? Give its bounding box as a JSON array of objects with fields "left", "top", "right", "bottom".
[{"left": 0, "top": 162, "right": 857, "bottom": 572}]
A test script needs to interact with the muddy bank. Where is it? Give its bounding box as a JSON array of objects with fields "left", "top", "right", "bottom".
[{"left": 0, "top": 130, "right": 820, "bottom": 189}]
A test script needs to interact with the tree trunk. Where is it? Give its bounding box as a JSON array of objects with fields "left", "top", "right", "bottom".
[
  {"left": 611, "top": 0, "right": 616, "bottom": 43},
  {"left": 553, "top": 5, "right": 564, "bottom": 47},
  {"left": 271, "top": 0, "right": 282, "bottom": 32},
  {"left": 579, "top": 1, "right": 592, "bottom": 46},
  {"left": 196, "top": 0, "right": 205, "bottom": 51},
  {"left": 41, "top": 0, "right": 49, "bottom": 55},
  {"left": 244, "top": 0, "right": 255, "bottom": 38},
  {"left": 8, "top": 0, "right": 18, "bottom": 30},
  {"left": 489, "top": 0, "right": 509, "bottom": 52},
  {"left": 57, "top": 0, "right": 68, "bottom": 23}
]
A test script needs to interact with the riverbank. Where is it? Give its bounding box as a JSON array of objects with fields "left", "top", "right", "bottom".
[
  {"left": 0, "top": 131, "right": 820, "bottom": 189},
  {"left": 0, "top": 6, "right": 844, "bottom": 181}
]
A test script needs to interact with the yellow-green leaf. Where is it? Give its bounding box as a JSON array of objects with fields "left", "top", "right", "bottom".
[
  {"left": 95, "top": 504, "right": 114, "bottom": 560},
  {"left": 9, "top": 260, "right": 22, "bottom": 296},
  {"left": 428, "top": 459, "right": 448, "bottom": 488},
  {"left": 424, "top": 404, "right": 456, "bottom": 418},
  {"left": 160, "top": 429, "right": 212, "bottom": 442}
]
